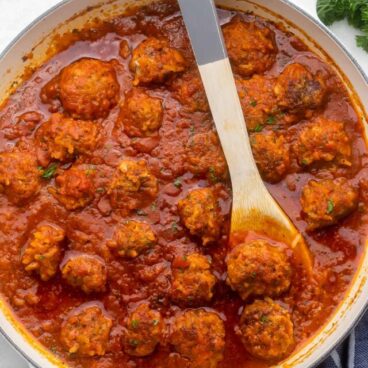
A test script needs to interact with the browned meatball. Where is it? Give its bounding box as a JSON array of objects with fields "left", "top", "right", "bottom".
[
  {"left": 35, "top": 113, "right": 100, "bottom": 165},
  {"left": 301, "top": 178, "right": 358, "bottom": 230},
  {"left": 108, "top": 159, "right": 158, "bottom": 213},
  {"left": 60, "top": 305, "right": 112, "bottom": 357},
  {"left": 130, "top": 37, "right": 186, "bottom": 85},
  {"left": 108, "top": 220, "right": 156, "bottom": 258},
  {"left": 223, "top": 17, "right": 277, "bottom": 77},
  {"left": 0, "top": 150, "right": 41, "bottom": 205},
  {"left": 171, "top": 253, "right": 216, "bottom": 306},
  {"left": 274, "top": 63, "right": 327, "bottom": 115},
  {"left": 49, "top": 165, "right": 95, "bottom": 210},
  {"left": 226, "top": 241, "right": 291, "bottom": 300},
  {"left": 170, "top": 69, "right": 209, "bottom": 112},
  {"left": 59, "top": 58, "right": 120, "bottom": 120},
  {"left": 178, "top": 188, "right": 222, "bottom": 246},
  {"left": 236, "top": 75, "right": 279, "bottom": 131},
  {"left": 185, "top": 131, "right": 227, "bottom": 181},
  {"left": 250, "top": 132, "right": 290, "bottom": 183},
  {"left": 170, "top": 309, "right": 225, "bottom": 368},
  {"left": 21, "top": 224, "right": 65, "bottom": 281},
  {"left": 61, "top": 252, "right": 107, "bottom": 294},
  {"left": 238, "top": 299, "right": 295, "bottom": 361},
  {"left": 122, "top": 303, "right": 163, "bottom": 357},
  {"left": 294, "top": 117, "right": 351, "bottom": 167},
  {"left": 119, "top": 88, "right": 163, "bottom": 137}
]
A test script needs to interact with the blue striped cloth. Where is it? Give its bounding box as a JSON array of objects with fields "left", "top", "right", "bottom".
[{"left": 319, "top": 309, "right": 368, "bottom": 368}]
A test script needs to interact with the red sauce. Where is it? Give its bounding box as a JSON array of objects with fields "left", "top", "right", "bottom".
[{"left": 0, "top": 1, "right": 367, "bottom": 367}]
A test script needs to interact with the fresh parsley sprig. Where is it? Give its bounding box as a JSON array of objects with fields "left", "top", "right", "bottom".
[{"left": 317, "top": 0, "right": 368, "bottom": 52}]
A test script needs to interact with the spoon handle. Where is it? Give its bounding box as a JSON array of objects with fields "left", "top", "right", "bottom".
[{"left": 178, "top": 0, "right": 265, "bottom": 205}]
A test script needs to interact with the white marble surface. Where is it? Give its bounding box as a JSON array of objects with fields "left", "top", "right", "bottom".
[{"left": 0, "top": 0, "right": 367, "bottom": 367}]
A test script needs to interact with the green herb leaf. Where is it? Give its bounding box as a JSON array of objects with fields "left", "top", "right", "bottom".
[
  {"left": 266, "top": 115, "right": 276, "bottom": 125},
  {"left": 317, "top": 0, "right": 348, "bottom": 26},
  {"left": 174, "top": 178, "right": 182, "bottom": 188},
  {"left": 327, "top": 199, "right": 335, "bottom": 214},
  {"left": 249, "top": 100, "right": 257, "bottom": 107},
  {"left": 253, "top": 124, "right": 264, "bottom": 132},
  {"left": 129, "top": 339, "right": 140, "bottom": 347},
  {"left": 152, "top": 319, "right": 160, "bottom": 326},
  {"left": 357, "top": 34, "right": 368, "bottom": 51},
  {"left": 171, "top": 222, "right": 179, "bottom": 232},
  {"left": 131, "top": 319, "right": 139, "bottom": 329},
  {"left": 96, "top": 187, "right": 105, "bottom": 194},
  {"left": 260, "top": 315, "right": 269, "bottom": 324},
  {"left": 41, "top": 163, "right": 58, "bottom": 180},
  {"left": 208, "top": 166, "right": 219, "bottom": 183}
]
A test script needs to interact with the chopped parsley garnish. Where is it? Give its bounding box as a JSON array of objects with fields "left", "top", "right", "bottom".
[
  {"left": 253, "top": 124, "right": 264, "bottom": 132},
  {"left": 327, "top": 199, "right": 335, "bottom": 214},
  {"left": 96, "top": 187, "right": 105, "bottom": 194},
  {"left": 40, "top": 163, "right": 58, "bottom": 180},
  {"left": 266, "top": 115, "right": 276, "bottom": 125},
  {"left": 129, "top": 339, "right": 140, "bottom": 347},
  {"left": 317, "top": 0, "right": 368, "bottom": 52},
  {"left": 250, "top": 100, "right": 257, "bottom": 107},
  {"left": 131, "top": 319, "right": 139, "bottom": 329},
  {"left": 174, "top": 178, "right": 182, "bottom": 188},
  {"left": 260, "top": 315, "right": 269, "bottom": 324},
  {"left": 208, "top": 166, "right": 219, "bottom": 183},
  {"left": 152, "top": 319, "right": 160, "bottom": 326},
  {"left": 171, "top": 222, "right": 179, "bottom": 232}
]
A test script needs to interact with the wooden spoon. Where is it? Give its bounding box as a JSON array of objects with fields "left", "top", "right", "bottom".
[{"left": 178, "top": 0, "right": 313, "bottom": 273}]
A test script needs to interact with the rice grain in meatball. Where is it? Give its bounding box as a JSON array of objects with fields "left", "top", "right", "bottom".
[
  {"left": 60, "top": 305, "right": 112, "bottom": 357},
  {"left": 226, "top": 240, "right": 291, "bottom": 300},
  {"left": 36, "top": 113, "right": 100, "bottom": 165},
  {"left": 108, "top": 220, "right": 156, "bottom": 258},
  {"left": 171, "top": 253, "right": 216, "bottom": 306},
  {"left": 238, "top": 299, "right": 295, "bottom": 361},
  {"left": 130, "top": 37, "right": 186, "bottom": 85},
  {"left": 251, "top": 132, "right": 290, "bottom": 183},
  {"left": 294, "top": 117, "right": 351, "bottom": 167},
  {"left": 223, "top": 17, "right": 277, "bottom": 77},
  {"left": 49, "top": 165, "right": 96, "bottom": 210},
  {"left": 178, "top": 188, "right": 223, "bottom": 245},
  {"left": 108, "top": 159, "right": 158, "bottom": 213},
  {"left": 170, "top": 309, "right": 225, "bottom": 368},
  {"left": 123, "top": 303, "right": 163, "bottom": 357},
  {"left": 119, "top": 88, "right": 163, "bottom": 137},
  {"left": 61, "top": 252, "right": 107, "bottom": 294},
  {"left": 59, "top": 58, "right": 120, "bottom": 120},
  {"left": 301, "top": 178, "right": 358, "bottom": 230},
  {"left": 274, "top": 63, "right": 327, "bottom": 116},
  {"left": 0, "top": 150, "right": 41, "bottom": 205},
  {"left": 185, "top": 131, "right": 227, "bottom": 181},
  {"left": 22, "top": 224, "right": 65, "bottom": 281}
]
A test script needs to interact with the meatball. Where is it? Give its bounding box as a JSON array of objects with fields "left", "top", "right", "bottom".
[
  {"left": 0, "top": 150, "right": 41, "bottom": 205},
  {"left": 60, "top": 305, "right": 112, "bottom": 357},
  {"left": 119, "top": 88, "right": 163, "bottom": 137},
  {"left": 171, "top": 253, "right": 216, "bottom": 306},
  {"left": 59, "top": 58, "right": 120, "bottom": 120},
  {"left": 122, "top": 303, "right": 163, "bottom": 357},
  {"left": 178, "top": 188, "right": 222, "bottom": 245},
  {"left": 226, "top": 240, "right": 291, "bottom": 300},
  {"left": 238, "top": 299, "right": 295, "bottom": 361},
  {"left": 223, "top": 17, "right": 277, "bottom": 77},
  {"left": 61, "top": 252, "right": 107, "bottom": 294},
  {"left": 108, "top": 220, "right": 156, "bottom": 258},
  {"left": 49, "top": 165, "right": 95, "bottom": 210},
  {"left": 170, "top": 309, "right": 225, "bottom": 368},
  {"left": 301, "top": 178, "right": 358, "bottom": 230},
  {"left": 130, "top": 37, "right": 186, "bottom": 85},
  {"left": 108, "top": 159, "right": 158, "bottom": 213},
  {"left": 294, "top": 117, "right": 351, "bottom": 167},
  {"left": 250, "top": 132, "right": 290, "bottom": 183},
  {"left": 185, "top": 131, "right": 227, "bottom": 181},
  {"left": 21, "top": 224, "right": 65, "bottom": 281},
  {"left": 236, "top": 75, "right": 279, "bottom": 131},
  {"left": 35, "top": 113, "right": 100, "bottom": 165},
  {"left": 274, "top": 63, "right": 327, "bottom": 115},
  {"left": 170, "top": 69, "right": 209, "bottom": 112}
]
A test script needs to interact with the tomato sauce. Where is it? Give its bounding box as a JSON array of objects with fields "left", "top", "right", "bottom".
[{"left": 0, "top": 1, "right": 367, "bottom": 367}]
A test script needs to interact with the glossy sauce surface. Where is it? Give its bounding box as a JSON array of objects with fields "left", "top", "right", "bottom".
[{"left": 0, "top": 1, "right": 367, "bottom": 367}]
